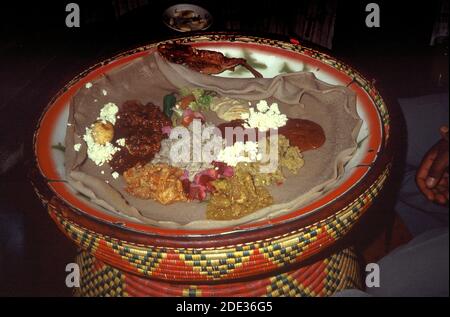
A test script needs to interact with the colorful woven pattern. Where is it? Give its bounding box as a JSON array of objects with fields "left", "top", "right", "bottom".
[
  {"left": 74, "top": 248, "right": 361, "bottom": 297},
  {"left": 48, "top": 165, "right": 389, "bottom": 283}
]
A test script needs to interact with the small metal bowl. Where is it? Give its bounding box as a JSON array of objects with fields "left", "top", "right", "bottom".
[{"left": 162, "top": 4, "right": 213, "bottom": 32}]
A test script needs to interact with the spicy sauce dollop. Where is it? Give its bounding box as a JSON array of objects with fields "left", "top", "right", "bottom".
[
  {"left": 279, "top": 118, "right": 325, "bottom": 151},
  {"left": 217, "top": 118, "right": 325, "bottom": 151}
]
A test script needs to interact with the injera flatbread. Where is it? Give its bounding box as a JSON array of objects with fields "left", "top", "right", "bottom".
[{"left": 64, "top": 50, "right": 362, "bottom": 229}]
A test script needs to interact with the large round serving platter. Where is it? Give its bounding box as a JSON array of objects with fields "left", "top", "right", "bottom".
[{"left": 32, "top": 34, "right": 393, "bottom": 258}]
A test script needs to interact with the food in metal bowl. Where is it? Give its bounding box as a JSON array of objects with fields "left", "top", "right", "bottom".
[{"left": 163, "top": 4, "right": 212, "bottom": 32}]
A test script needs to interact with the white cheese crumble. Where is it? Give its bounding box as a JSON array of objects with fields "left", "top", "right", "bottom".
[
  {"left": 98, "top": 103, "right": 119, "bottom": 125},
  {"left": 102, "top": 89, "right": 108, "bottom": 96},
  {"left": 217, "top": 141, "right": 262, "bottom": 167},
  {"left": 73, "top": 143, "right": 81, "bottom": 152},
  {"left": 111, "top": 172, "right": 120, "bottom": 179},
  {"left": 116, "top": 138, "right": 126, "bottom": 147},
  {"left": 85, "top": 82, "right": 93, "bottom": 89},
  {"left": 241, "top": 100, "right": 288, "bottom": 132},
  {"left": 83, "top": 127, "right": 119, "bottom": 166}
]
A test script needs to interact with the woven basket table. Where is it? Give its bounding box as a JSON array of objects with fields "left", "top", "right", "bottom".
[
  {"left": 74, "top": 247, "right": 361, "bottom": 297},
  {"left": 31, "top": 33, "right": 396, "bottom": 297}
]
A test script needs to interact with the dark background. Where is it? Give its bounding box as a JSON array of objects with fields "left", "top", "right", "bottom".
[{"left": 0, "top": 0, "right": 448, "bottom": 296}]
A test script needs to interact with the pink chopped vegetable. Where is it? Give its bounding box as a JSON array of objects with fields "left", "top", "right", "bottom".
[{"left": 180, "top": 163, "right": 234, "bottom": 201}]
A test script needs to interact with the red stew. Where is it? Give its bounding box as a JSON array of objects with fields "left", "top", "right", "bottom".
[
  {"left": 110, "top": 101, "right": 171, "bottom": 174},
  {"left": 217, "top": 118, "right": 325, "bottom": 151}
]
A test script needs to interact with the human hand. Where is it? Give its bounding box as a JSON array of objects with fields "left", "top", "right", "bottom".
[{"left": 416, "top": 126, "right": 449, "bottom": 205}]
